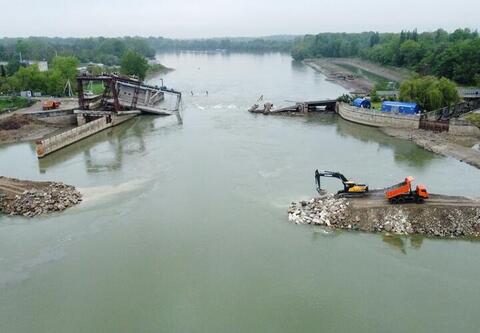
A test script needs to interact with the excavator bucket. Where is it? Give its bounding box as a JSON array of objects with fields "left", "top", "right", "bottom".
[{"left": 315, "top": 170, "right": 321, "bottom": 193}]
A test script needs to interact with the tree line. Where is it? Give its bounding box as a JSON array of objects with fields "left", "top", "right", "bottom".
[
  {"left": 0, "top": 50, "right": 153, "bottom": 96},
  {"left": 0, "top": 56, "right": 79, "bottom": 96},
  {"left": 0, "top": 36, "right": 296, "bottom": 69},
  {"left": 146, "top": 36, "right": 296, "bottom": 52},
  {"left": 2, "top": 31, "right": 478, "bottom": 86},
  {"left": 0, "top": 37, "right": 155, "bottom": 67},
  {"left": 0, "top": 35, "right": 297, "bottom": 96},
  {"left": 292, "top": 28, "right": 480, "bottom": 85}
]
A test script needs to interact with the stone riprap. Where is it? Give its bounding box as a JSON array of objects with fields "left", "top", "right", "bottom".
[
  {"left": 288, "top": 193, "right": 480, "bottom": 238},
  {"left": 0, "top": 179, "right": 82, "bottom": 217}
]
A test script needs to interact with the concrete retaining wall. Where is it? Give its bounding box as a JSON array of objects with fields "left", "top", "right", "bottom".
[
  {"left": 38, "top": 115, "right": 77, "bottom": 126},
  {"left": 26, "top": 109, "right": 75, "bottom": 118},
  {"left": 449, "top": 118, "right": 480, "bottom": 136},
  {"left": 36, "top": 115, "right": 135, "bottom": 158},
  {"left": 338, "top": 103, "right": 420, "bottom": 129},
  {"left": 25, "top": 109, "right": 77, "bottom": 126}
]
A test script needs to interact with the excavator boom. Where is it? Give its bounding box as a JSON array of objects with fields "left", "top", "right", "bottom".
[{"left": 315, "top": 169, "right": 368, "bottom": 196}]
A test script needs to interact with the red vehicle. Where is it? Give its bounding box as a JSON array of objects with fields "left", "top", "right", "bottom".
[
  {"left": 385, "top": 176, "right": 429, "bottom": 204},
  {"left": 42, "top": 100, "right": 61, "bottom": 110}
]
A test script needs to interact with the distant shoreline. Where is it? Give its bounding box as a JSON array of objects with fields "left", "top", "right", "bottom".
[
  {"left": 304, "top": 58, "right": 412, "bottom": 94},
  {"left": 146, "top": 63, "right": 175, "bottom": 77}
]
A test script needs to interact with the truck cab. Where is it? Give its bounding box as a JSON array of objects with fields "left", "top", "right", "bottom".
[{"left": 415, "top": 184, "right": 429, "bottom": 199}]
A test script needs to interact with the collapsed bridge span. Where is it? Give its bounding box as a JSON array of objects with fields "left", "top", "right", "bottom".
[{"left": 36, "top": 74, "right": 182, "bottom": 158}]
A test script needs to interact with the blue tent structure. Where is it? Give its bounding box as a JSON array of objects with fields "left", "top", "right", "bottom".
[
  {"left": 381, "top": 101, "right": 420, "bottom": 114},
  {"left": 352, "top": 98, "right": 371, "bottom": 109}
]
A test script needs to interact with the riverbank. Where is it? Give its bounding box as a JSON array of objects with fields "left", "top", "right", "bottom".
[
  {"left": 336, "top": 103, "right": 480, "bottom": 169},
  {"left": 289, "top": 193, "right": 480, "bottom": 238},
  {"left": 146, "top": 63, "right": 174, "bottom": 77},
  {"left": 0, "top": 176, "right": 82, "bottom": 217},
  {"left": 0, "top": 114, "right": 73, "bottom": 144},
  {"left": 0, "top": 97, "right": 79, "bottom": 144},
  {"left": 304, "top": 57, "right": 412, "bottom": 93},
  {"left": 382, "top": 127, "right": 480, "bottom": 169},
  {"left": 0, "top": 96, "right": 34, "bottom": 114}
]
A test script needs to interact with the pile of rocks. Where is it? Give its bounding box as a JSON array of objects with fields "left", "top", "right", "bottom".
[
  {"left": 402, "top": 207, "right": 480, "bottom": 238},
  {"left": 288, "top": 194, "right": 352, "bottom": 227},
  {"left": 0, "top": 182, "right": 82, "bottom": 217},
  {"left": 288, "top": 193, "right": 480, "bottom": 238},
  {"left": 371, "top": 209, "right": 414, "bottom": 234}
]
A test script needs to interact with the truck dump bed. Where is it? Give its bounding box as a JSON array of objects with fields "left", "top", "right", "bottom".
[{"left": 385, "top": 176, "right": 413, "bottom": 199}]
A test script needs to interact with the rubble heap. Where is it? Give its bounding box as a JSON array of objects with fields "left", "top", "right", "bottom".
[
  {"left": 288, "top": 193, "right": 480, "bottom": 238},
  {"left": 0, "top": 182, "right": 82, "bottom": 217},
  {"left": 288, "top": 194, "right": 353, "bottom": 228}
]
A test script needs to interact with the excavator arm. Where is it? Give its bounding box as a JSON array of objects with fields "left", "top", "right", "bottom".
[
  {"left": 315, "top": 169, "right": 369, "bottom": 196},
  {"left": 315, "top": 170, "right": 349, "bottom": 193}
]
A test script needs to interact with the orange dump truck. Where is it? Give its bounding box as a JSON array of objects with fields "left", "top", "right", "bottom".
[
  {"left": 385, "top": 176, "right": 429, "bottom": 204},
  {"left": 42, "top": 100, "right": 61, "bottom": 110}
]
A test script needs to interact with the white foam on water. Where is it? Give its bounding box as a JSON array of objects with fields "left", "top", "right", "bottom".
[
  {"left": 78, "top": 178, "right": 150, "bottom": 206},
  {"left": 258, "top": 169, "right": 282, "bottom": 178}
]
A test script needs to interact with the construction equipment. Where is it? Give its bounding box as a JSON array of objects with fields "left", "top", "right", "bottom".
[
  {"left": 385, "top": 176, "right": 429, "bottom": 204},
  {"left": 42, "top": 100, "right": 61, "bottom": 110},
  {"left": 315, "top": 170, "right": 369, "bottom": 197}
]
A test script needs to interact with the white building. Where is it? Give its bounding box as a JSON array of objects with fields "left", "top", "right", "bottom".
[{"left": 25, "top": 60, "right": 48, "bottom": 72}]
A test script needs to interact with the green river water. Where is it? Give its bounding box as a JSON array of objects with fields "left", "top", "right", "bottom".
[{"left": 1, "top": 52, "right": 480, "bottom": 332}]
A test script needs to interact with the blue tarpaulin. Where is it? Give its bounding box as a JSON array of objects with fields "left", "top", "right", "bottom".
[
  {"left": 353, "top": 98, "right": 371, "bottom": 109},
  {"left": 381, "top": 101, "right": 420, "bottom": 114}
]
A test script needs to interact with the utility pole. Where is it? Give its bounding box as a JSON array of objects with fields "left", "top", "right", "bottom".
[{"left": 64, "top": 79, "right": 73, "bottom": 97}]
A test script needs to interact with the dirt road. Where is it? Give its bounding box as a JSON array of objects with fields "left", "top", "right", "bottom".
[
  {"left": 330, "top": 58, "right": 412, "bottom": 83},
  {"left": 0, "top": 98, "right": 78, "bottom": 144},
  {"left": 0, "top": 114, "right": 70, "bottom": 144},
  {"left": 350, "top": 190, "right": 480, "bottom": 209},
  {"left": 0, "top": 98, "right": 78, "bottom": 120}
]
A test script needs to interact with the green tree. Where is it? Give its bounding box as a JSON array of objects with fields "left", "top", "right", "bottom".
[
  {"left": 120, "top": 50, "right": 148, "bottom": 80},
  {"left": 399, "top": 76, "right": 459, "bottom": 111},
  {"left": 51, "top": 56, "right": 79, "bottom": 81},
  {"left": 475, "top": 74, "right": 480, "bottom": 86},
  {"left": 7, "top": 64, "right": 47, "bottom": 93},
  {"left": 0, "top": 56, "right": 79, "bottom": 96},
  {"left": 0, "top": 44, "right": 5, "bottom": 60},
  {"left": 289, "top": 29, "right": 480, "bottom": 85},
  {"left": 50, "top": 56, "right": 79, "bottom": 94},
  {"left": 87, "top": 64, "right": 103, "bottom": 76},
  {"left": 45, "top": 69, "right": 65, "bottom": 96},
  {"left": 7, "top": 58, "right": 21, "bottom": 76},
  {"left": 400, "top": 40, "right": 422, "bottom": 67}
]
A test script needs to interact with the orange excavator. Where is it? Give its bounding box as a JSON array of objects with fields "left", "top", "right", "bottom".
[{"left": 385, "top": 176, "right": 429, "bottom": 204}]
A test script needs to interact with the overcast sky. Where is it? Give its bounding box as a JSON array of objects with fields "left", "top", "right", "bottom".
[{"left": 2, "top": 0, "right": 479, "bottom": 38}]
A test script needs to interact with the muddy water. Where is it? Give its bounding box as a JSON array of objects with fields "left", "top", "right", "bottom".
[{"left": 1, "top": 52, "right": 480, "bottom": 333}]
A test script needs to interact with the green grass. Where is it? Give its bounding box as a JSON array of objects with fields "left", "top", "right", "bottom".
[
  {"left": 371, "top": 101, "right": 382, "bottom": 110},
  {"left": 90, "top": 82, "right": 105, "bottom": 95},
  {"left": 0, "top": 97, "right": 32, "bottom": 113},
  {"left": 466, "top": 113, "right": 480, "bottom": 128},
  {"left": 82, "top": 82, "right": 105, "bottom": 95}
]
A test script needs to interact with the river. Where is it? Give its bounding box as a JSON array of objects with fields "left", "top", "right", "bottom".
[{"left": 1, "top": 52, "right": 480, "bottom": 332}]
